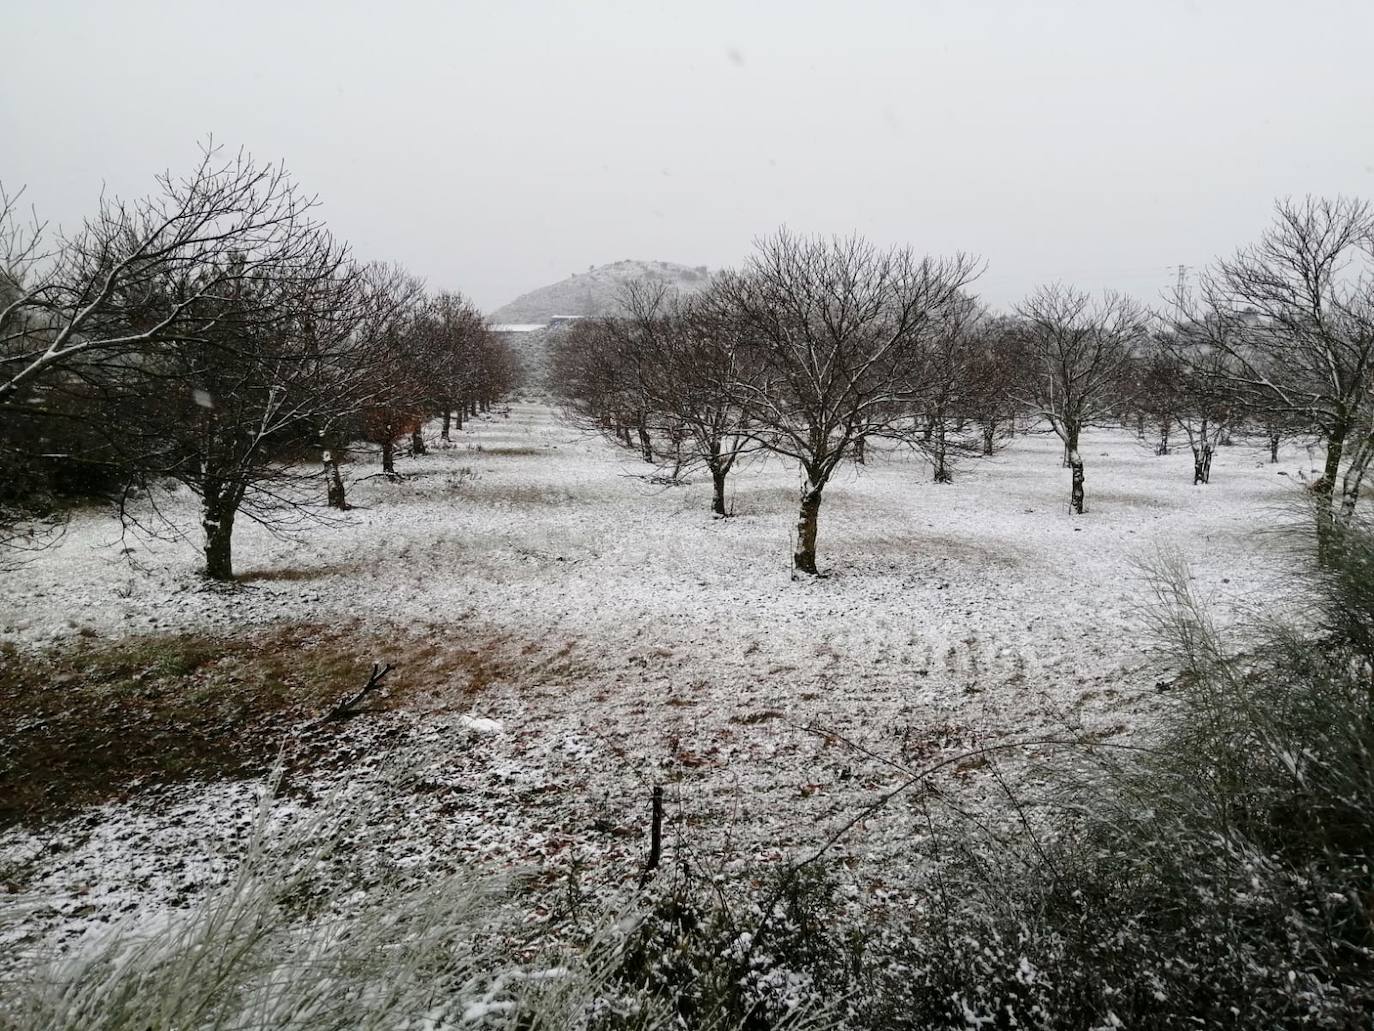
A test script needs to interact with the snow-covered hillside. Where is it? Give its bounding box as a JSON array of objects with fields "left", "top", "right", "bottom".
[{"left": 487, "top": 260, "right": 715, "bottom": 325}]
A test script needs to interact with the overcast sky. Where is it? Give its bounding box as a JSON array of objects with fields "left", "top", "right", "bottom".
[{"left": 4, "top": 0, "right": 1372, "bottom": 314}]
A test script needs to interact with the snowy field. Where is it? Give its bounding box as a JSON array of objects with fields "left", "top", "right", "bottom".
[{"left": 0, "top": 402, "right": 1317, "bottom": 960}]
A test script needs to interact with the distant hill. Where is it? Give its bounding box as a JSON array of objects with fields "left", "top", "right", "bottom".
[{"left": 488, "top": 260, "right": 715, "bottom": 326}]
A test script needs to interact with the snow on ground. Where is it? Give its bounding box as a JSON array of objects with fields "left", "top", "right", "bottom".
[{"left": 0, "top": 403, "right": 1319, "bottom": 958}]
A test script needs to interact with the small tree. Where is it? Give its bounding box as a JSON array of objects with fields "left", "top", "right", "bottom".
[
  {"left": 550, "top": 316, "right": 654, "bottom": 460},
  {"left": 909, "top": 295, "right": 992, "bottom": 482},
  {"left": 1191, "top": 197, "right": 1374, "bottom": 552},
  {"left": 623, "top": 281, "right": 756, "bottom": 515},
  {"left": 723, "top": 230, "right": 977, "bottom": 574},
  {"left": 105, "top": 243, "right": 363, "bottom": 581},
  {"left": 1, "top": 147, "right": 329, "bottom": 559},
  {"left": 1012, "top": 285, "right": 1146, "bottom": 514},
  {"left": 1153, "top": 334, "right": 1237, "bottom": 485},
  {"left": 421, "top": 292, "right": 487, "bottom": 441},
  {"left": 966, "top": 315, "right": 1020, "bottom": 456},
  {"left": 353, "top": 264, "right": 428, "bottom": 479}
]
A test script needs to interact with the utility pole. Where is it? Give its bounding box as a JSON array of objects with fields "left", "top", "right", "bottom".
[{"left": 1171, "top": 264, "right": 1190, "bottom": 326}]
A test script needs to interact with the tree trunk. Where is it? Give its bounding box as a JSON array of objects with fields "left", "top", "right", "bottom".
[
  {"left": 202, "top": 496, "right": 236, "bottom": 581},
  {"left": 1192, "top": 447, "right": 1208, "bottom": 485},
  {"left": 1063, "top": 423, "right": 1081, "bottom": 469},
  {"left": 382, "top": 438, "right": 396, "bottom": 477},
  {"left": 1315, "top": 430, "right": 1345, "bottom": 561},
  {"left": 853, "top": 436, "right": 866, "bottom": 465},
  {"left": 794, "top": 484, "right": 824, "bottom": 575},
  {"left": 410, "top": 428, "right": 427, "bottom": 456},
  {"left": 1069, "top": 449, "right": 1085, "bottom": 514},
  {"left": 1135, "top": 411, "right": 1146, "bottom": 440},
  {"left": 933, "top": 421, "right": 951, "bottom": 482},
  {"left": 711, "top": 464, "right": 728, "bottom": 517},
  {"left": 441, "top": 410, "right": 451, "bottom": 441},
  {"left": 324, "top": 451, "right": 347, "bottom": 509},
  {"left": 1339, "top": 434, "right": 1373, "bottom": 525},
  {"left": 637, "top": 418, "right": 654, "bottom": 463}
]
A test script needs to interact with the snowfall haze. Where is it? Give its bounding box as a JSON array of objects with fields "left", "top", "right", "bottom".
[{"left": 3, "top": 0, "right": 1372, "bottom": 312}]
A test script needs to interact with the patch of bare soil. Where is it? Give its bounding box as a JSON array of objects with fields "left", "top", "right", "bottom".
[{"left": 0, "top": 621, "right": 555, "bottom": 828}]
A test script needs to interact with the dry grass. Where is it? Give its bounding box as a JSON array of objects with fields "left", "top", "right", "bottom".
[{"left": 0, "top": 621, "right": 553, "bottom": 828}]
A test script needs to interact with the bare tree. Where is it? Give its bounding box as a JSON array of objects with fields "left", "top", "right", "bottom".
[
  {"left": 1, "top": 147, "right": 330, "bottom": 558},
  {"left": 102, "top": 236, "right": 363, "bottom": 580},
  {"left": 1013, "top": 285, "right": 1147, "bottom": 514},
  {"left": 1145, "top": 340, "right": 1235, "bottom": 484},
  {"left": 908, "top": 295, "right": 993, "bottom": 482},
  {"left": 624, "top": 281, "right": 757, "bottom": 515},
  {"left": 1190, "top": 197, "right": 1374, "bottom": 551},
  {"left": 422, "top": 292, "right": 488, "bottom": 441},
  {"left": 966, "top": 315, "right": 1021, "bottom": 456},
  {"left": 1, "top": 144, "right": 324, "bottom": 410},
  {"left": 352, "top": 264, "right": 428, "bottom": 479},
  {"left": 550, "top": 316, "right": 654, "bottom": 460},
  {"left": 722, "top": 230, "right": 977, "bottom": 574}
]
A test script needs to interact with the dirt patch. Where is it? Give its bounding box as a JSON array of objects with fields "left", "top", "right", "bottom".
[
  {"left": 238, "top": 561, "right": 371, "bottom": 583},
  {"left": 0, "top": 621, "right": 555, "bottom": 828},
  {"left": 472, "top": 446, "right": 547, "bottom": 457}
]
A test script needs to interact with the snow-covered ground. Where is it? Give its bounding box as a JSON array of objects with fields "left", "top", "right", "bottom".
[{"left": 0, "top": 403, "right": 1318, "bottom": 959}]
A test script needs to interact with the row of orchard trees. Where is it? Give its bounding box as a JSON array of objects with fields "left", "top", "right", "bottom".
[
  {"left": 554, "top": 202, "right": 1374, "bottom": 573},
  {"left": 0, "top": 146, "right": 516, "bottom": 580}
]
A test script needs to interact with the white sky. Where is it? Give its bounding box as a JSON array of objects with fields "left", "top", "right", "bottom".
[{"left": 4, "top": 0, "right": 1372, "bottom": 314}]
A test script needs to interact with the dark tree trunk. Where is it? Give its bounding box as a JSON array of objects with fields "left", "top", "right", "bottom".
[
  {"left": 1339, "top": 434, "right": 1374, "bottom": 526},
  {"left": 382, "top": 438, "right": 396, "bottom": 477},
  {"left": 1315, "top": 430, "right": 1346, "bottom": 562},
  {"left": 853, "top": 436, "right": 866, "bottom": 465},
  {"left": 1069, "top": 450, "right": 1085, "bottom": 514},
  {"left": 637, "top": 418, "right": 654, "bottom": 463},
  {"left": 202, "top": 495, "right": 236, "bottom": 581},
  {"left": 454, "top": 405, "right": 464, "bottom": 431},
  {"left": 1192, "top": 447, "right": 1207, "bottom": 485},
  {"left": 711, "top": 464, "right": 728, "bottom": 517},
  {"left": 1062, "top": 423, "right": 1080, "bottom": 469},
  {"left": 1135, "top": 411, "right": 1146, "bottom": 439},
  {"left": 441, "top": 409, "right": 451, "bottom": 441},
  {"left": 933, "top": 421, "right": 951, "bottom": 482},
  {"left": 794, "top": 485, "right": 824, "bottom": 575},
  {"left": 324, "top": 452, "right": 347, "bottom": 509},
  {"left": 410, "top": 429, "right": 427, "bottom": 456},
  {"left": 469, "top": 398, "right": 478, "bottom": 417}
]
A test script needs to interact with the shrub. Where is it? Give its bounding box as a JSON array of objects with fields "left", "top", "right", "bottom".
[{"left": 852, "top": 522, "right": 1374, "bottom": 1029}]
